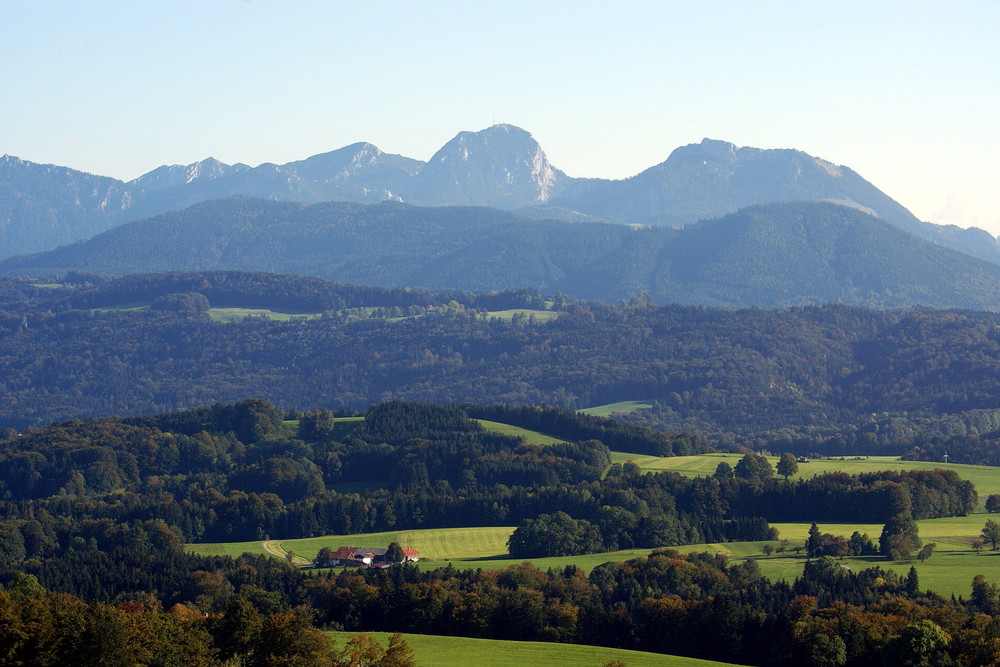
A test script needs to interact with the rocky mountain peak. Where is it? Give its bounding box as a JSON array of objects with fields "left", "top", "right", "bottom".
[{"left": 407, "top": 124, "right": 563, "bottom": 207}]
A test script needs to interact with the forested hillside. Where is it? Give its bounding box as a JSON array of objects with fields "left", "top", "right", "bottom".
[
  {"left": 6, "top": 199, "right": 1000, "bottom": 309},
  {"left": 0, "top": 399, "right": 988, "bottom": 666},
  {"left": 3, "top": 272, "right": 1000, "bottom": 457}
]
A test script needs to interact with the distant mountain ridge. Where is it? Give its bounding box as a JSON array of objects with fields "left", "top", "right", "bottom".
[
  {"left": 3, "top": 125, "right": 997, "bottom": 261},
  {"left": 6, "top": 198, "right": 1000, "bottom": 311}
]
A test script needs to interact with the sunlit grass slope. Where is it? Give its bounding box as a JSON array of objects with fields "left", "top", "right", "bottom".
[{"left": 325, "top": 631, "right": 746, "bottom": 667}]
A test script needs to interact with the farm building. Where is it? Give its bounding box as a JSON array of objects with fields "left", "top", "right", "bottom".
[{"left": 313, "top": 546, "right": 420, "bottom": 568}]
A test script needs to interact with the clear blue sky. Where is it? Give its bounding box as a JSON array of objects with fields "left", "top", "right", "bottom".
[{"left": 3, "top": 1, "right": 998, "bottom": 233}]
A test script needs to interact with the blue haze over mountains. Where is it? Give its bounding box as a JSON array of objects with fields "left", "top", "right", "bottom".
[{"left": 3, "top": 123, "right": 997, "bottom": 264}]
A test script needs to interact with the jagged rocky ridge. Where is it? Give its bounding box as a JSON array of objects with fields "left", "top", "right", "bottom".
[{"left": 3, "top": 124, "right": 997, "bottom": 262}]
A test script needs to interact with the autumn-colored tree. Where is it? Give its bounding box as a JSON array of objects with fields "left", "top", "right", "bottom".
[
  {"left": 345, "top": 632, "right": 385, "bottom": 667},
  {"left": 255, "top": 612, "right": 336, "bottom": 667},
  {"left": 382, "top": 633, "right": 416, "bottom": 667}
]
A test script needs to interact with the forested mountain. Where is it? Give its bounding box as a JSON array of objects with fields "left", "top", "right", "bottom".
[
  {"left": 4, "top": 125, "right": 997, "bottom": 262},
  {"left": 3, "top": 271, "right": 1000, "bottom": 454},
  {"left": 5, "top": 199, "right": 1000, "bottom": 310}
]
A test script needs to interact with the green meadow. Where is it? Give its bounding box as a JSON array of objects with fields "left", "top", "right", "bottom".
[
  {"left": 579, "top": 400, "right": 654, "bottom": 417},
  {"left": 188, "top": 514, "right": 1000, "bottom": 598},
  {"left": 485, "top": 308, "right": 560, "bottom": 323},
  {"left": 679, "top": 514, "right": 998, "bottom": 599},
  {"left": 474, "top": 419, "right": 568, "bottom": 445},
  {"left": 190, "top": 420, "right": 1000, "bottom": 599},
  {"left": 189, "top": 526, "right": 516, "bottom": 563},
  {"left": 207, "top": 307, "right": 321, "bottom": 322},
  {"left": 611, "top": 452, "right": 1000, "bottom": 498},
  {"left": 325, "top": 631, "right": 744, "bottom": 667}
]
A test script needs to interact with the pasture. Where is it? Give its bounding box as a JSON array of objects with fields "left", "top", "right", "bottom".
[
  {"left": 188, "top": 513, "right": 1000, "bottom": 598},
  {"left": 207, "top": 307, "right": 321, "bottom": 322},
  {"left": 612, "top": 452, "right": 1000, "bottom": 498},
  {"left": 474, "top": 419, "right": 568, "bottom": 445},
  {"left": 485, "top": 308, "right": 560, "bottom": 323},
  {"left": 325, "top": 631, "right": 744, "bottom": 667},
  {"left": 693, "top": 514, "right": 998, "bottom": 599},
  {"left": 271, "top": 526, "right": 513, "bottom": 564},
  {"left": 579, "top": 400, "right": 654, "bottom": 417},
  {"left": 190, "top": 422, "right": 1000, "bottom": 599}
]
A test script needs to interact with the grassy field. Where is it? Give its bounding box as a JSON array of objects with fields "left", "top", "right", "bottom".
[
  {"left": 485, "top": 309, "right": 560, "bottom": 323},
  {"left": 188, "top": 512, "right": 1000, "bottom": 598},
  {"left": 325, "top": 631, "right": 744, "bottom": 667},
  {"left": 187, "top": 539, "right": 272, "bottom": 559},
  {"left": 273, "top": 527, "right": 514, "bottom": 563},
  {"left": 475, "top": 419, "right": 568, "bottom": 445},
  {"left": 612, "top": 452, "right": 1000, "bottom": 498},
  {"left": 207, "top": 307, "right": 321, "bottom": 322},
  {"left": 689, "top": 513, "right": 1000, "bottom": 599},
  {"left": 189, "top": 424, "right": 1000, "bottom": 599},
  {"left": 579, "top": 400, "right": 654, "bottom": 417}
]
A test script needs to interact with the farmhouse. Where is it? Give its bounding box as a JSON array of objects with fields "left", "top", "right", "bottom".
[{"left": 313, "top": 546, "right": 420, "bottom": 568}]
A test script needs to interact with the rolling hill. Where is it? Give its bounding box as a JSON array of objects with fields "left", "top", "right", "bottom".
[{"left": 5, "top": 198, "right": 1000, "bottom": 310}]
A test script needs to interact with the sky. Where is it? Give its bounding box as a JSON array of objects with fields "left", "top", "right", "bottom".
[{"left": 2, "top": 1, "right": 998, "bottom": 233}]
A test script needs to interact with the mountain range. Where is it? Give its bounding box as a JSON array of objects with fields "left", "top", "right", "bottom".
[
  {"left": 4, "top": 124, "right": 998, "bottom": 262},
  {"left": 6, "top": 198, "right": 1000, "bottom": 310}
]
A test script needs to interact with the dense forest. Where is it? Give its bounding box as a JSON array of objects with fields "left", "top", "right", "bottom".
[
  {"left": 0, "top": 399, "right": 991, "bottom": 666},
  {"left": 3, "top": 272, "right": 1000, "bottom": 459}
]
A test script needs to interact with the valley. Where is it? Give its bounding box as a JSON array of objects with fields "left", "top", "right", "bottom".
[{"left": 4, "top": 134, "right": 1000, "bottom": 665}]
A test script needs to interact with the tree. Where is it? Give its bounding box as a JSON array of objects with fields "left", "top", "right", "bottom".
[
  {"left": 734, "top": 453, "right": 773, "bottom": 483},
  {"left": 971, "top": 574, "right": 998, "bottom": 613},
  {"left": 211, "top": 597, "right": 262, "bottom": 664},
  {"left": 297, "top": 409, "right": 337, "bottom": 441},
  {"left": 507, "top": 512, "right": 603, "bottom": 558},
  {"left": 385, "top": 542, "right": 405, "bottom": 563},
  {"left": 848, "top": 531, "right": 875, "bottom": 556},
  {"left": 762, "top": 543, "right": 774, "bottom": 557},
  {"left": 257, "top": 612, "right": 336, "bottom": 666},
  {"left": 916, "top": 543, "right": 935, "bottom": 562},
  {"left": 987, "top": 494, "right": 1000, "bottom": 513},
  {"left": 982, "top": 520, "right": 1000, "bottom": 551},
  {"left": 713, "top": 461, "right": 734, "bottom": 480},
  {"left": 884, "top": 619, "right": 950, "bottom": 667},
  {"left": 880, "top": 514, "right": 921, "bottom": 560},
  {"left": 806, "top": 523, "right": 823, "bottom": 557},
  {"left": 381, "top": 633, "right": 416, "bottom": 667},
  {"left": 777, "top": 452, "right": 799, "bottom": 480},
  {"left": 345, "top": 632, "right": 385, "bottom": 667}
]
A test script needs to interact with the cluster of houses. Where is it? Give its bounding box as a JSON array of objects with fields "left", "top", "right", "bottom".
[{"left": 313, "top": 546, "right": 420, "bottom": 569}]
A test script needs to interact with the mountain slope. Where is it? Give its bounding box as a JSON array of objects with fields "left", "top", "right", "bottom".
[
  {"left": 4, "top": 126, "right": 997, "bottom": 262},
  {"left": 5, "top": 198, "right": 1000, "bottom": 310},
  {"left": 402, "top": 124, "right": 568, "bottom": 208},
  {"left": 0, "top": 155, "right": 130, "bottom": 256},
  {"left": 559, "top": 138, "right": 1000, "bottom": 262}
]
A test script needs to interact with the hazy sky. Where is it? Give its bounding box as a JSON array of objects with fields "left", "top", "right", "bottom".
[{"left": 3, "top": 1, "right": 998, "bottom": 233}]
